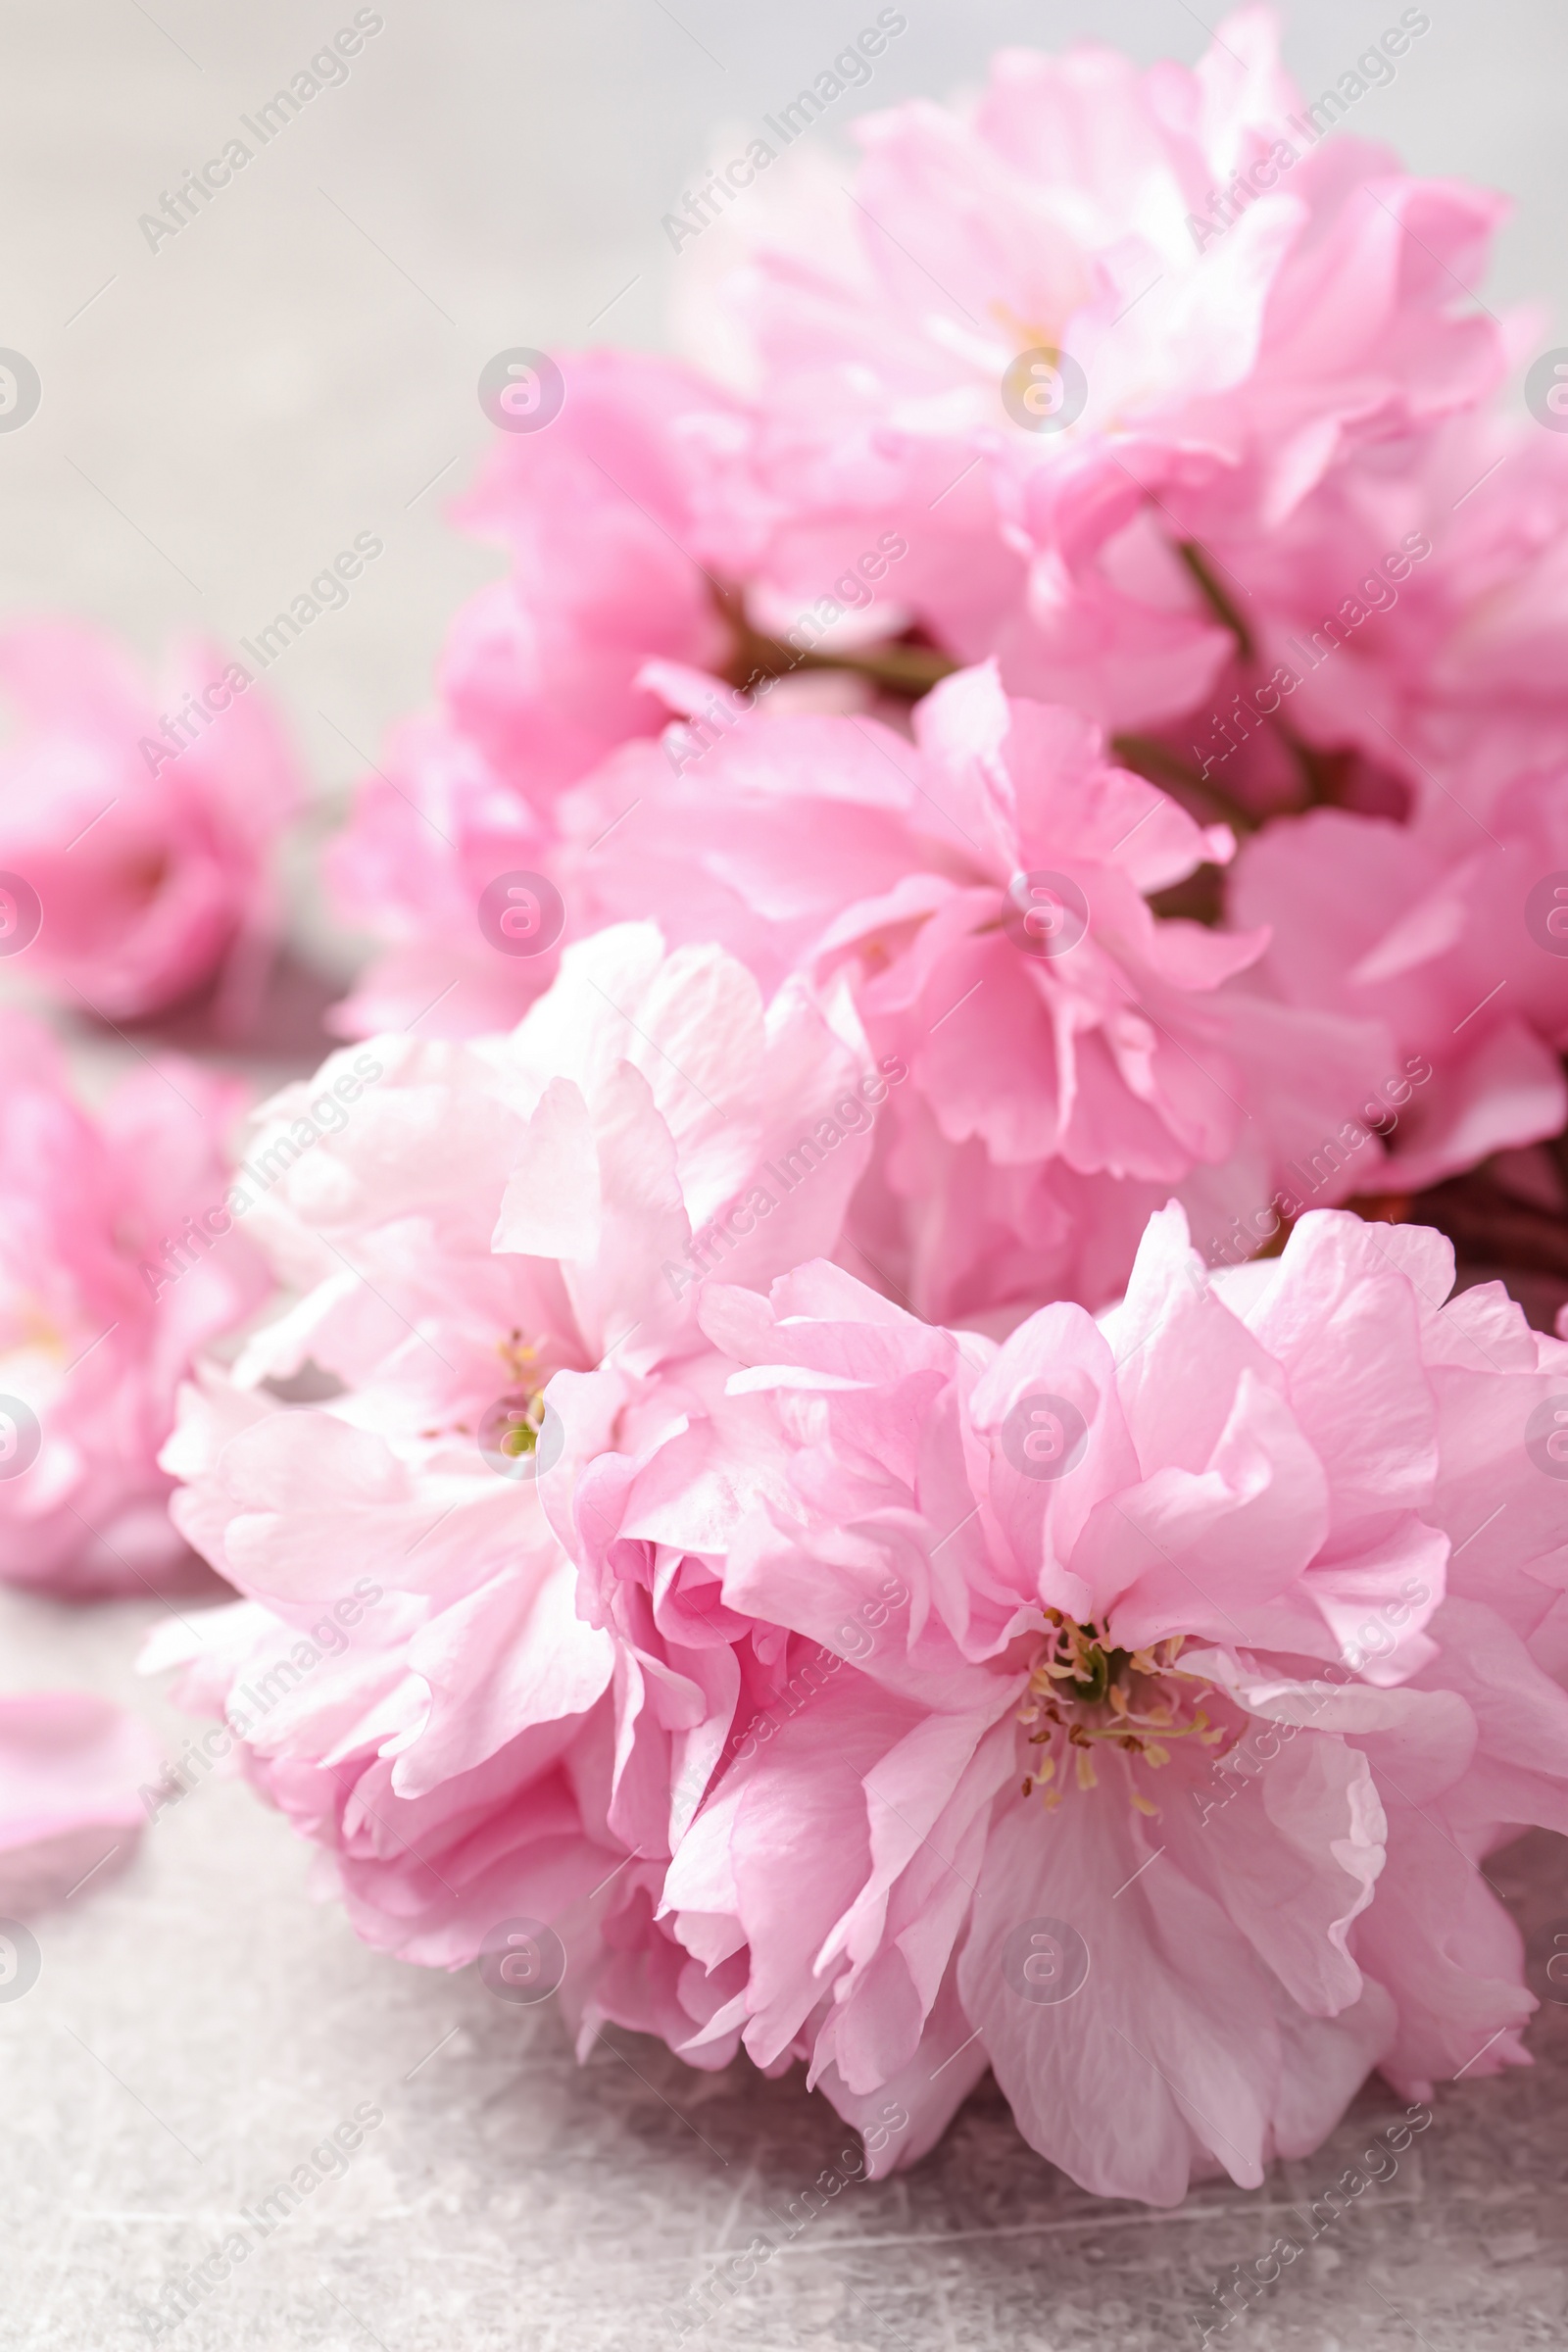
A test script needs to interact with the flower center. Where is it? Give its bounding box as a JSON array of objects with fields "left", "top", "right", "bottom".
[
  {"left": 1018, "top": 1608, "right": 1225, "bottom": 1817},
  {"left": 490, "top": 1392, "right": 547, "bottom": 1460}
]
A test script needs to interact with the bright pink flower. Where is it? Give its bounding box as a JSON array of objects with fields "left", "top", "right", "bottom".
[
  {"left": 0, "top": 1012, "right": 268, "bottom": 1593},
  {"left": 150, "top": 927, "right": 879, "bottom": 1969},
  {"left": 683, "top": 7, "right": 1506, "bottom": 730},
  {"left": 566, "top": 662, "right": 1393, "bottom": 1314},
  {"left": 1142, "top": 410, "right": 1568, "bottom": 840},
  {"left": 1230, "top": 775, "right": 1568, "bottom": 1194},
  {"left": 552, "top": 1207, "right": 1568, "bottom": 2200},
  {"left": 0, "top": 623, "right": 302, "bottom": 1024},
  {"left": 1114, "top": 413, "right": 1568, "bottom": 1198},
  {"left": 0, "top": 1690, "right": 160, "bottom": 1915}
]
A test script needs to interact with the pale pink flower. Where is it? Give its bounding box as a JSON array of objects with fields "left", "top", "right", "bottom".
[
  {"left": 150, "top": 926, "right": 880, "bottom": 1968},
  {"left": 0, "top": 1012, "right": 268, "bottom": 1594},
  {"left": 0, "top": 1690, "right": 160, "bottom": 1914},
  {"left": 0, "top": 622, "right": 302, "bottom": 1025},
  {"left": 553, "top": 1207, "right": 1568, "bottom": 2200}
]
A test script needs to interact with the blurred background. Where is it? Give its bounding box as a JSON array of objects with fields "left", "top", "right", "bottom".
[
  {"left": 4, "top": 0, "right": 1566, "bottom": 1000},
  {"left": 3, "top": 8, "right": 1568, "bottom": 2349}
]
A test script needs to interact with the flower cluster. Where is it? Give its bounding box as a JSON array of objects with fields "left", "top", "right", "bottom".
[{"left": 8, "top": 0, "right": 1568, "bottom": 2215}]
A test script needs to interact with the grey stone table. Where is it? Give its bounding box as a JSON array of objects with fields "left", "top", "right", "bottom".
[{"left": 3, "top": 3, "right": 1568, "bottom": 2345}]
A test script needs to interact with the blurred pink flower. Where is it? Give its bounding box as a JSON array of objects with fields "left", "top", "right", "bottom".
[
  {"left": 0, "top": 1689, "right": 159, "bottom": 1915},
  {"left": 0, "top": 1011, "right": 268, "bottom": 1594},
  {"left": 0, "top": 622, "right": 302, "bottom": 1025}
]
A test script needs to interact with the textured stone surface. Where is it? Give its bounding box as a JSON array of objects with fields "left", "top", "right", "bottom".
[
  {"left": 4, "top": 1586, "right": 1568, "bottom": 2352},
  {"left": 3, "top": 4, "right": 1568, "bottom": 2345}
]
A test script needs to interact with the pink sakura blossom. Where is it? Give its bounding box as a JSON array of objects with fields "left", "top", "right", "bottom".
[
  {"left": 326, "top": 351, "right": 745, "bottom": 1039},
  {"left": 1119, "top": 413, "right": 1568, "bottom": 1200},
  {"left": 0, "top": 622, "right": 302, "bottom": 1024},
  {"left": 1229, "top": 773, "right": 1568, "bottom": 1196},
  {"left": 1135, "top": 408, "right": 1568, "bottom": 840},
  {"left": 680, "top": 7, "right": 1506, "bottom": 731},
  {"left": 566, "top": 662, "right": 1393, "bottom": 1315},
  {"left": 0, "top": 1012, "right": 268, "bottom": 1594},
  {"left": 147, "top": 925, "right": 880, "bottom": 1970},
  {"left": 0, "top": 1690, "right": 160, "bottom": 1915},
  {"left": 548, "top": 1205, "right": 1568, "bottom": 2201}
]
